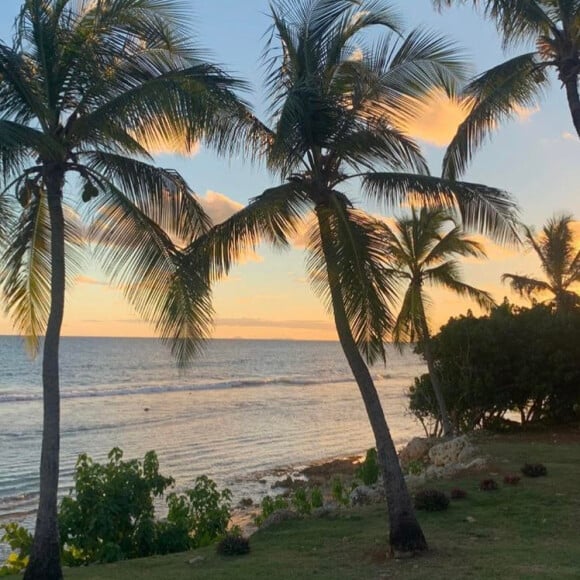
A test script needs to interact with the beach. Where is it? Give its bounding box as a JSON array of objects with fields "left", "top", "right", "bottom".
[{"left": 0, "top": 336, "right": 424, "bottom": 560}]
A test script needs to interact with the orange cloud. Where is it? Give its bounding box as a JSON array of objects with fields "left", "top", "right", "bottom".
[{"left": 199, "top": 190, "right": 244, "bottom": 225}]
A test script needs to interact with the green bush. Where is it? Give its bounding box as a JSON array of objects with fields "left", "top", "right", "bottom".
[
  {"left": 254, "top": 495, "right": 290, "bottom": 526},
  {"left": 0, "top": 523, "right": 33, "bottom": 576},
  {"left": 521, "top": 463, "right": 548, "bottom": 478},
  {"left": 216, "top": 533, "right": 250, "bottom": 556},
  {"left": 414, "top": 489, "right": 449, "bottom": 512},
  {"left": 355, "top": 448, "right": 380, "bottom": 485},
  {"left": 409, "top": 303, "right": 580, "bottom": 433},
  {"left": 310, "top": 486, "right": 323, "bottom": 509},
  {"left": 1, "top": 448, "right": 232, "bottom": 568},
  {"left": 331, "top": 477, "right": 350, "bottom": 506}
]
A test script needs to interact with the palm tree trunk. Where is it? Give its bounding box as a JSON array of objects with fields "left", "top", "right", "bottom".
[
  {"left": 418, "top": 313, "right": 453, "bottom": 437},
  {"left": 24, "top": 169, "right": 65, "bottom": 580},
  {"left": 315, "top": 207, "right": 427, "bottom": 554},
  {"left": 563, "top": 73, "right": 580, "bottom": 138}
]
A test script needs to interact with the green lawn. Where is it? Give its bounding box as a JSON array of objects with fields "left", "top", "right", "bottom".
[{"left": 14, "top": 431, "right": 580, "bottom": 579}]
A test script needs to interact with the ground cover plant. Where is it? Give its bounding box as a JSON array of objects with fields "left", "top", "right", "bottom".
[{"left": 4, "top": 430, "right": 578, "bottom": 579}]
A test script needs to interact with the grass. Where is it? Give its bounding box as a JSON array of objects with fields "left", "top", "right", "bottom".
[{"left": 10, "top": 430, "right": 580, "bottom": 579}]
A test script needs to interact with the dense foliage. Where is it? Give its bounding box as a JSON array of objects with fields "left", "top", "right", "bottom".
[
  {"left": 355, "top": 449, "right": 380, "bottom": 486},
  {"left": 414, "top": 489, "right": 449, "bottom": 512},
  {"left": 0, "top": 449, "right": 232, "bottom": 572},
  {"left": 408, "top": 303, "right": 580, "bottom": 434}
]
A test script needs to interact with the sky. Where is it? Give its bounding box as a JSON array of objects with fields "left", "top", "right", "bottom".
[{"left": 0, "top": 0, "right": 579, "bottom": 341}]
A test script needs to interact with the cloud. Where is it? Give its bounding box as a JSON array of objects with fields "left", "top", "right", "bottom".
[
  {"left": 562, "top": 132, "right": 579, "bottom": 142},
  {"left": 199, "top": 190, "right": 264, "bottom": 263},
  {"left": 513, "top": 104, "right": 540, "bottom": 123},
  {"left": 215, "top": 317, "right": 334, "bottom": 331},
  {"left": 198, "top": 190, "right": 244, "bottom": 225},
  {"left": 396, "top": 89, "right": 471, "bottom": 147}
]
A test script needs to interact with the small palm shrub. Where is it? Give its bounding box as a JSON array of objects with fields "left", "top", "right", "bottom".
[
  {"left": 521, "top": 463, "right": 547, "bottom": 478},
  {"left": 216, "top": 533, "right": 250, "bottom": 556},
  {"left": 414, "top": 489, "right": 449, "bottom": 512},
  {"left": 480, "top": 479, "right": 498, "bottom": 491},
  {"left": 503, "top": 475, "right": 521, "bottom": 485},
  {"left": 331, "top": 478, "right": 350, "bottom": 506},
  {"left": 450, "top": 488, "right": 467, "bottom": 500}
]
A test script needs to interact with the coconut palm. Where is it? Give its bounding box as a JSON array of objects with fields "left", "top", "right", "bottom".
[
  {"left": 383, "top": 207, "right": 495, "bottom": 436},
  {"left": 0, "top": 1, "right": 253, "bottom": 578},
  {"left": 190, "top": 0, "right": 519, "bottom": 554},
  {"left": 434, "top": 0, "right": 580, "bottom": 179},
  {"left": 502, "top": 214, "right": 580, "bottom": 311}
]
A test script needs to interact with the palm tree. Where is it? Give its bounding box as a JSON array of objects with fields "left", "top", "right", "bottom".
[
  {"left": 502, "top": 214, "right": 580, "bottom": 311},
  {"left": 434, "top": 0, "right": 580, "bottom": 179},
  {"left": 192, "top": 0, "right": 519, "bottom": 554},
  {"left": 383, "top": 207, "right": 495, "bottom": 436},
  {"left": 0, "top": 1, "right": 251, "bottom": 578}
]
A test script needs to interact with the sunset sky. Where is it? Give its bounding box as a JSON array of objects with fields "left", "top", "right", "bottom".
[{"left": 0, "top": 0, "right": 578, "bottom": 341}]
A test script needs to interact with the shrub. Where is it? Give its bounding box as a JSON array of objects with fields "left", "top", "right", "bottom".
[
  {"left": 450, "top": 488, "right": 467, "bottom": 500},
  {"left": 480, "top": 479, "right": 499, "bottom": 491},
  {"left": 331, "top": 478, "right": 350, "bottom": 506},
  {"left": 414, "top": 489, "right": 449, "bottom": 512},
  {"left": 0, "top": 523, "right": 32, "bottom": 576},
  {"left": 521, "top": 463, "right": 548, "bottom": 478},
  {"left": 503, "top": 475, "right": 521, "bottom": 485},
  {"left": 310, "top": 486, "right": 323, "bottom": 509},
  {"left": 59, "top": 447, "right": 174, "bottom": 564},
  {"left": 408, "top": 304, "right": 580, "bottom": 432},
  {"left": 216, "top": 533, "right": 250, "bottom": 556},
  {"left": 254, "top": 495, "right": 290, "bottom": 526},
  {"left": 355, "top": 448, "right": 380, "bottom": 485},
  {"left": 406, "top": 459, "right": 425, "bottom": 476},
  {"left": 166, "top": 475, "right": 232, "bottom": 549}
]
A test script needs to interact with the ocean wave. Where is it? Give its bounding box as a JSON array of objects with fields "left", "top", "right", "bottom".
[{"left": 0, "top": 374, "right": 370, "bottom": 403}]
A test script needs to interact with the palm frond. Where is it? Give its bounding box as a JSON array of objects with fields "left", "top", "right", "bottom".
[
  {"left": 308, "top": 200, "right": 399, "bottom": 364},
  {"left": 501, "top": 272, "right": 552, "bottom": 297},
  {"left": 1, "top": 191, "right": 83, "bottom": 354},
  {"left": 89, "top": 182, "right": 211, "bottom": 365},
  {"left": 426, "top": 260, "right": 496, "bottom": 310},
  {"left": 362, "top": 172, "right": 520, "bottom": 243},
  {"left": 185, "top": 182, "right": 311, "bottom": 280},
  {"left": 391, "top": 283, "right": 424, "bottom": 344},
  {"left": 442, "top": 52, "right": 548, "bottom": 179}
]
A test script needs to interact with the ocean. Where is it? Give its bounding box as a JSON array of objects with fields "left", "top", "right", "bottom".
[{"left": 0, "top": 336, "right": 425, "bottom": 531}]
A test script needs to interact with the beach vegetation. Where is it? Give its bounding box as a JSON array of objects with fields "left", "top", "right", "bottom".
[
  {"left": 1, "top": 449, "right": 233, "bottom": 570},
  {"left": 0, "top": 523, "right": 32, "bottom": 576},
  {"left": 216, "top": 532, "right": 251, "bottom": 557},
  {"left": 192, "top": 0, "right": 519, "bottom": 555},
  {"left": 383, "top": 208, "right": 495, "bottom": 436},
  {"left": 331, "top": 478, "right": 350, "bottom": 507},
  {"left": 254, "top": 495, "right": 291, "bottom": 526},
  {"left": 0, "top": 1, "right": 253, "bottom": 577},
  {"left": 355, "top": 448, "right": 380, "bottom": 485},
  {"left": 413, "top": 489, "right": 450, "bottom": 511},
  {"left": 408, "top": 303, "right": 580, "bottom": 433},
  {"left": 502, "top": 214, "right": 580, "bottom": 312},
  {"left": 433, "top": 0, "right": 580, "bottom": 178},
  {"left": 521, "top": 463, "right": 548, "bottom": 478}
]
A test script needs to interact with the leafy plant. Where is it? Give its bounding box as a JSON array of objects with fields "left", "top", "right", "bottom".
[
  {"left": 254, "top": 495, "right": 290, "bottom": 526},
  {"left": 406, "top": 460, "right": 425, "bottom": 476},
  {"left": 414, "top": 489, "right": 450, "bottom": 512},
  {"left": 216, "top": 533, "right": 250, "bottom": 556},
  {"left": 503, "top": 475, "right": 521, "bottom": 486},
  {"left": 450, "top": 488, "right": 467, "bottom": 500},
  {"left": 521, "top": 463, "right": 548, "bottom": 478},
  {"left": 291, "top": 488, "right": 312, "bottom": 515},
  {"left": 480, "top": 479, "right": 499, "bottom": 491},
  {"left": 356, "top": 448, "right": 380, "bottom": 485},
  {"left": 310, "top": 486, "right": 324, "bottom": 509},
  {"left": 166, "top": 475, "right": 232, "bottom": 549},
  {"left": 59, "top": 448, "right": 174, "bottom": 564},
  {"left": 0, "top": 523, "right": 33, "bottom": 576},
  {"left": 331, "top": 478, "right": 350, "bottom": 507}
]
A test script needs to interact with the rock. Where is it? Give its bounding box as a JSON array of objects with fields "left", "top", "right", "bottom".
[
  {"left": 312, "top": 504, "right": 339, "bottom": 518},
  {"left": 399, "top": 437, "right": 436, "bottom": 466},
  {"left": 188, "top": 556, "right": 205, "bottom": 565},
  {"left": 428, "top": 435, "right": 471, "bottom": 467},
  {"left": 465, "top": 457, "right": 488, "bottom": 471},
  {"left": 465, "top": 516, "right": 476, "bottom": 523},
  {"left": 457, "top": 444, "right": 479, "bottom": 464},
  {"left": 350, "top": 484, "right": 385, "bottom": 506},
  {"left": 259, "top": 509, "right": 301, "bottom": 529}
]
